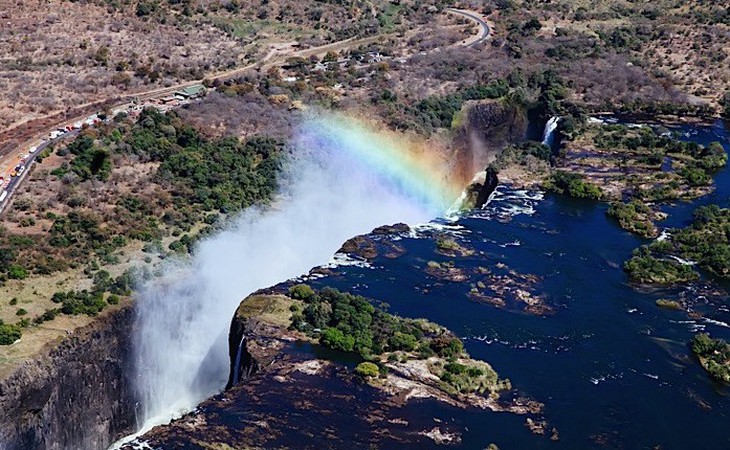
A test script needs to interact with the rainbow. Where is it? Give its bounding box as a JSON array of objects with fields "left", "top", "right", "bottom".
[{"left": 297, "top": 113, "right": 463, "bottom": 213}]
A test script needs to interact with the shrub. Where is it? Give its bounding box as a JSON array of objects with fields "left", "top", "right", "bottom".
[
  {"left": 289, "top": 284, "right": 315, "bottom": 301},
  {"left": 320, "top": 327, "right": 355, "bottom": 352},
  {"left": 389, "top": 332, "right": 418, "bottom": 351},
  {"left": 7, "top": 265, "right": 28, "bottom": 279},
  {"left": 549, "top": 171, "right": 602, "bottom": 199},
  {"left": 354, "top": 362, "right": 380, "bottom": 378},
  {"left": 692, "top": 333, "right": 730, "bottom": 382},
  {"left": 0, "top": 323, "right": 22, "bottom": 345}
]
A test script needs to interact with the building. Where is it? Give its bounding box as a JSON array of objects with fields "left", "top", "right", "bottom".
[{"left": 174, "top": 84, "right": 207, "bottom": 100}]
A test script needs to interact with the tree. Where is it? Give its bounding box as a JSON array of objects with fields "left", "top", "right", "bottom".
[
  {"left": 320, "top": 327, "right": 355, "bottom": 352},
  {"left": 389, "top": 332, "right": 418, "bottom": 351},
  {"left": 0, "top": 323, "right": 22, "bottom": 345},
  {"left": 289, "top": 284, "right": 315, "bottom": 300},
  {"left": 354, "top": 362, "right": 380, "bottom": 378}
]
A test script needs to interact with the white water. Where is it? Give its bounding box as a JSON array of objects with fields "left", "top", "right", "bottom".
[
  {"left": 541, "top": 116, "right": 560, "bottom": 148},
  {"left": 116, "top": 122, "right": 446, "bottom": 446}
]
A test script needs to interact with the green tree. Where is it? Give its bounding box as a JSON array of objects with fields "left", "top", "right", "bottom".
[
  {"left": 354, "top": 362, "right": 380, "bottom": 378},
  {"left": 289, "top": 284, "right": 315, "bottom": 300},
  {"left": 0, "top": 323, "right": 22, "bottom": 345},
  {"left": 320, "top": 327, "right": 355, "bottom": 352}
]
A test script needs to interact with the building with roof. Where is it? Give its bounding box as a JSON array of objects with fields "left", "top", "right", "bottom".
[{"left": 174, "top": 84, "right": 207, "bottom": 100}]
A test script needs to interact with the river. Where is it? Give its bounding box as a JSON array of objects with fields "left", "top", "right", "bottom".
[{"left": 300, "top": 118, "right": 730, "bottom": 448}]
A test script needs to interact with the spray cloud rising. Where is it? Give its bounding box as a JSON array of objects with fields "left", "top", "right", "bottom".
[{"left": 130, "top": 112, "right": 458, "bottom": 433}]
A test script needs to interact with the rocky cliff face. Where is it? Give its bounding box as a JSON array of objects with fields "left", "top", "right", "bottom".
[
  {"left": 451, "top": 100, "right": 528, "bottom": 185},
  {"left": 462, "top": 166, "right": 499, "bottom": 210},
  {"left": 0, "top": 305, "right": 137, "bottom": 450}
]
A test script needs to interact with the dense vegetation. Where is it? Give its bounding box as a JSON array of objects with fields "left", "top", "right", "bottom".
[
  {"left": 607, "top": 200, "right": 658, "bottom": 238},
  {"left": 624, "top": 205, "right": 730, "bottom": 283},
  {"left": 547, "top": 171, "right": 602, "bottom": 200},
  {"left": 593, "top": 125, "right": 727, "bottom": 197},
  {"left": 692, "top": 333, "right": 730, "bottom": 382},
  {"left": 0, "top": 108, "right": 282, "bottom": 284},
  {"left": 288, "top": 285, "right": 509, "bottom": 395},
  {"left": 290, "top": 285, "right": 463, "bottom": 358},
  {"left": 0, "top": 321, "right": 22, "bottom": 345},
  {"left": 121, "top": 109, "right": 283, "bottom": 212}
]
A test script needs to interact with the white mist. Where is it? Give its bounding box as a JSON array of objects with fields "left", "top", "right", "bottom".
[{"left": 123, "top": 116, "right": 449, "bottom": 442}]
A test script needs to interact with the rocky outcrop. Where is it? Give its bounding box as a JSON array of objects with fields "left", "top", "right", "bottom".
[
  {"left": 462, "top": 166, "right": 499, "bottom": 210},
  {"left": 225, "top": 295, "right": 296, "bottom": 389},
  {"left": 0, "top": 306, "right": 137, "bottom": 450},
  {"left": 451, "top": 100, "right": 528, "bottom": 185}
]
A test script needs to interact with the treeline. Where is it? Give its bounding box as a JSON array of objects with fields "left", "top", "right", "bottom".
[{"left": 376, "top": 69, "right": 568, "bottom": 135}]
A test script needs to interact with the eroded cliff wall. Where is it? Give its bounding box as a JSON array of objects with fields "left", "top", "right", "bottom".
[
  {"left": 0, "top": 305, "right": 137, "bottom": 450},
  {"left": 451, "top": 100, "right": 528, "bottom": 184}
]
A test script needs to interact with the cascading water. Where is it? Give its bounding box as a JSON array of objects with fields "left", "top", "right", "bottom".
[
  {"left": 115, "top": 113, "right": 460, "bottom": 446},
  {"left": 231, "top": 335, "right": 246, "bottom": 385},
  {"left": 542, "top": 116, "right": 560, "bottom": 149}
]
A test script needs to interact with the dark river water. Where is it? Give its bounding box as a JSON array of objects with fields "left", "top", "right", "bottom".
[{"left": 300, "top": 119, "right": 730, "bottom": 449}]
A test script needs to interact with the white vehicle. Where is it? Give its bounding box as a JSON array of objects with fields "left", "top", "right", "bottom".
[{"left": 0, "top": 191, "right": 7, "bottom": 203}]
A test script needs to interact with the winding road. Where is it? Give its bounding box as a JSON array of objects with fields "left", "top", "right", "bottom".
[
  {"left": 0, "top": 7, "right": 492, "bottom": 213},
  {"left": 445, "top": 8, "right": 491, "bottom": 47}
]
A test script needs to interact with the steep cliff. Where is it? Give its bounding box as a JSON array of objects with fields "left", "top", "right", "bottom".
[
  {"left": 0, "top": 305, "right": 137, "bottom": 450},
  {"left": 462, "top": 166, "right": 499, "bottom": 210},
  {"left": 450, "top": 99, "right": 528, "bottom": 186}
]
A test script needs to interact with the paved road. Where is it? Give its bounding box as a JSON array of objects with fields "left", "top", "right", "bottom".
[
  {"left": 0, "top": 8, "right": 493, "bottom": 214},
  {"left": 0, "top": 131, "right": 80, "bottom": 213},
  {"left": 445, "top": 8, "right": 491, "bottom": 47}
]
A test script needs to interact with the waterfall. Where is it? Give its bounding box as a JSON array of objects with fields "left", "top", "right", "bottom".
[
  {"left": 120, "top": 113, "right": 456, "bottom": 444},
  {"left": 231, "top": 335, "right": 246, "bottom": 385},
  {"left": 542, "top": 116, "right": 560, "bottom": 149}
]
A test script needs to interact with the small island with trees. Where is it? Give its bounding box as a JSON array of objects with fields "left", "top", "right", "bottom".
[
  {"left": 624, "top": 205, "right": 730, "bottom": 284},
  {"left": 692, "top": 333, "right": 730, "bottom": 383}
]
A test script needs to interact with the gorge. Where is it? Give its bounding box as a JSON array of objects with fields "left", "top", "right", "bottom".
[{"left": 2, "top": 111, "right": 729, "bottom": 450}]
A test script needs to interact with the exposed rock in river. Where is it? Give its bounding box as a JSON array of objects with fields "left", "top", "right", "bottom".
[{"left": 461, "top": 167, "right": 499, "bottom": 210}]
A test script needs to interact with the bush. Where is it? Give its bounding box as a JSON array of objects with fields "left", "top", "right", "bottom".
[
  {"left": 289, "top": 284, "right": 315, "bottom": 301},
  {"left": 692, "top": 333, "right": 730, "bottom": 382},
  {"left": 0, "top": 323, "right": 22, "bottom": 345},
  {"left": 389, "top": 332, "right": 418, "bottom": 351},
  {"left": 624, "top": 251, "right": 698, "bottom": 284},
  {"left": 354, "top": 362, "right": 380, "bottom": 378},
  {"left": 320, "top": 327, "right": 355, "bottom": 352},
  {"left": 7, "top": 265, "right": 28, "bottom": 280}
]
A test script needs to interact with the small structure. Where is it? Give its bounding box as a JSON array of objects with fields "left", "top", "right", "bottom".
[
  {"left": 174, "top": 84, "right": 207, "bottom": 100},
  {"left": 159, "top": 95, "right": 178, "bottom": 105}
]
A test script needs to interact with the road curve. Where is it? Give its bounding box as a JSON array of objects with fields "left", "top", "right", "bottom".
[
  {"left": 0, "top": 8, "right": 493, "bottom": 214},
  {"left": 445, "top": 8, "right": 491, "bottom": 47}
]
